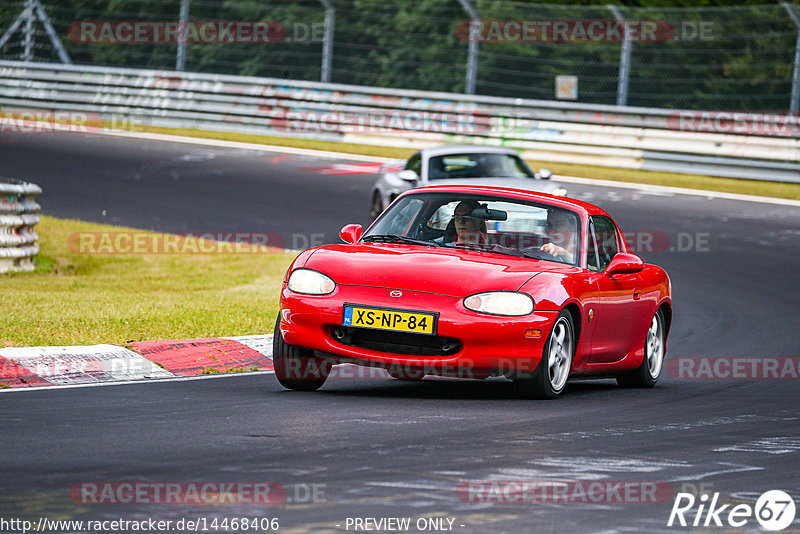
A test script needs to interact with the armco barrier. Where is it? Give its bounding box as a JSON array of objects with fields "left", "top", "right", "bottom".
[
  {"left": 0, "top": 178, "right": 41, "bottom": 273},
  {"left": 1, "top": 60, "right": 799, "bottom": 182}
]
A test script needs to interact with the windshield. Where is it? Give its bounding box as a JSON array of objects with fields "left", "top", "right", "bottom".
[
  {"left": 427, "top": 153, "right": 535, "bottom": 180},
  {"left": 364, "top": 192, "right": 581, "bottom": 266}
]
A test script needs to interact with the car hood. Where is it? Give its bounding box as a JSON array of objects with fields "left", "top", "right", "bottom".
[
  {"left": 421, "top": 177, "right": 564, "bottom": 194},
  {"left": 303, "top": 243, "right": 573, "bottom": 297}
]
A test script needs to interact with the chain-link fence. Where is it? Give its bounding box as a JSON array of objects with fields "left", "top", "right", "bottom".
[{"left": 1, "top": 0, "right": 799, "bottom": 111}]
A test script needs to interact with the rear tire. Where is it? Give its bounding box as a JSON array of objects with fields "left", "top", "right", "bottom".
[
  {"left": 514, "top": 310, "right": 575, "bottom": 399},
  {"left": 617, "top": 308, "right": 665, "bottom": 388},
  {"left": 272, "top": 316, "right": 330, "bottom": 391}
]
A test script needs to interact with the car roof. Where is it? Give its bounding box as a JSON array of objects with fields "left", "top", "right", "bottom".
[
  {"left": 418, "top": 145, "right": 520, "bottom": 158},
  {"left": 397, "top": 185, "right": 611, "bottom": 218}
]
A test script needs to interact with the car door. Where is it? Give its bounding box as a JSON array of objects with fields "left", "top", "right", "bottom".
[{"left": 586, "top": 216, "right": 644, "bottom": 363}]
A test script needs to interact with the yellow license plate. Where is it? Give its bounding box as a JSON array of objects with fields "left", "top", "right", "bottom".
[{"left": 343, "top": 304, "right": 437, "bottom": 335}]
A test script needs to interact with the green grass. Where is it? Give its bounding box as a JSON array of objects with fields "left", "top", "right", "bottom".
[
  {"left": 136, "top": 125, "right": 800, "bottom": 201},
  {"left": 0, "top": 216, "right": 295, "bottom": 347}
]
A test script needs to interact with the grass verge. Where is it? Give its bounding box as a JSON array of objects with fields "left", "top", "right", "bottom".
[
  {"left": 0, "top": 216, "right": 294, "bottom": 347},
  {"left": 134, "top": 125, "right": 800, "bottom": 201}
]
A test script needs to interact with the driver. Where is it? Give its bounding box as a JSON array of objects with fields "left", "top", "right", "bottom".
[
  {"left": 540, "top": 209, "right": 576, "bottom": 263},
  {"left": 453, "top": 200, "right": 488, "bottom": 246},
  {"left": 484, "top": 156, "right": 505, "bottom": 177}
]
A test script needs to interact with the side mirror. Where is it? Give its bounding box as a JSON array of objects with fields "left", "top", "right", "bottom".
[
  {"left": 339, "top": 224, "right": 363, "bottom": 244},
  {"left": 538, "top": 168, "right": 552, "bottom": 180},
  {"left": 397, "top": 169, "right": 418, "bottom": 182},
  {"left": 605, "top": 253, "right": 644, "bottom": 276}
]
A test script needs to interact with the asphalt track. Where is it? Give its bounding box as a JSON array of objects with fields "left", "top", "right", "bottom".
[{"left": 1, "top": 132, "right": 800, "bottom": 533}]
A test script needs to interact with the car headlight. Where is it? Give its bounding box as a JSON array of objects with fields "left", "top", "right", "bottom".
[
  {"left": 463, "top": 291, "right": 533, "bottom": 316},
  {"left": 551, "top": 188, "right": 568, "bottom": 197},
  {"left": 287, "top": 268, "right": 336, "bottom": 295}
]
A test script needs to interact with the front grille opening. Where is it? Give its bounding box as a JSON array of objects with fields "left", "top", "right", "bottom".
[{"left": 330, "top": 326, "right": 462, "bottom": 356}]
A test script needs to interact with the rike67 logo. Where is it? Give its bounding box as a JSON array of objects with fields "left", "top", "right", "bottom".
[{"left": 668, "top": 490, "right": 796, "bottom": 531}]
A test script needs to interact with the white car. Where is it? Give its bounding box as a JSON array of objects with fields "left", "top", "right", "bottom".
[{"left": 370, "top": 145, "right": 567, "bottom": 219}]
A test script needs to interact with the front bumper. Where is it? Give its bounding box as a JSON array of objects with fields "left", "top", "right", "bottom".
[{"left": 279, "top": 284, "right": 558, "bottom": 378}]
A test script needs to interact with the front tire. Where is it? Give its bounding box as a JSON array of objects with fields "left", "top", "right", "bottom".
[
  {"left": 514, "top": 310, "right": 575, "bottom": 399},
  {"left": 617, "top": 308, "right": 665, "bottom": 388},
  {"left": 272, "top": 316, "right": 330, "bottom": 391}
]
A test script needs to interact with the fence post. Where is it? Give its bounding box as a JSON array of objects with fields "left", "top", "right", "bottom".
[
  {"left": 22, "top": 0, "right": 34, "bottom": 62},
  {"left": 320, "top": 0, "right": 335, "bottom": 83},
  {"left": 783, "top": 3, "right": 800, "bottom": 113},
  {"left": 457, "top": 0, "right": 479, "bottom": 95},
  {"left": 32, "top": 0, "right": 72, "bottom": 64},
  {"left": 607, "top": 5, "right": 631, "bottom": 106},
  {"left": 176, "top": 0, "right": 190, "bottom": 71}
]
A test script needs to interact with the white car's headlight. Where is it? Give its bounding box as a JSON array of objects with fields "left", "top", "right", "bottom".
[
  {"left": 464, "top": 291, "right": 534, "bottom": 316},
  {"left": 287, "top": 268, "right": 336, "bottom": 295}
]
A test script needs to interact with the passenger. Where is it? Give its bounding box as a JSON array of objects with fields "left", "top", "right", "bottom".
[
  {"left": 541, "top": 209, "right": 577, "bottom": 263},
  {"left": 428, "top": 157, "right": 447, "bottom": 179}
]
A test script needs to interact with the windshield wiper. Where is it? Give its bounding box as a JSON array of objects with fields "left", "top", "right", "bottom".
[
  {"left": 362, "top": 234, "right": 441, "bottom": 247},
  {"left": 452, "top": 245, "right": 528, "bottom": 258},
  {"left": 446, "top": 244, "right": 558, "bottom": 262}
]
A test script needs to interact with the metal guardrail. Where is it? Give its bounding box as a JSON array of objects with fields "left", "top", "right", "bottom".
[
  {"left": 0, "top": 177, "right": 41, "bottom": 273},
  {"left": 1, "top": 60, "right": 799, "bottom": 183}
]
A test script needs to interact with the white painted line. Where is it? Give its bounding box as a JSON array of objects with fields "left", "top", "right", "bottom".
[
  {"left": 0, "top": 369, "right": 275, "bottom": 393},
  {"left": 557, "top": 175, "right": 800, "bottom": 207},
  {"left": 94, "top": 129, "right": 395, "bottom": 163}
]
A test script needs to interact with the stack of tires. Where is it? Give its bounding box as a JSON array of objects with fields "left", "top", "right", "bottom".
[{"left": 0, "top": 177, "right": 41, "bottom": 273}]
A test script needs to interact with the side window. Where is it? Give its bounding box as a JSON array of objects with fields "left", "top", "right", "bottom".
[
  {"left": 588, "top": 216, "right": 619, "bottom": 271},
  {"left": 405, "top": 153, "right": 421, "bottom": 175},
  {"left": 587, "top": 222, "right": 599, "bottom": 271}
]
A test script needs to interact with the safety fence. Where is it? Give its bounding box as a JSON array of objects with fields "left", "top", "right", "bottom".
[
  {"left": 0, "top": 177, "right": 41, "bottom": 273},
  {"left": 1, "top": 60, "right": 799, "bottom": 183}
]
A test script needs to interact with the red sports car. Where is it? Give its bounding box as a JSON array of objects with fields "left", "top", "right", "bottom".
[{"left": 274, "top": 185, "right": 671, "bottom": 398}]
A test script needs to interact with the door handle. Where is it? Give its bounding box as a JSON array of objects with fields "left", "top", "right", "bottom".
[{"left": 633, "top": 287, "right": 641, "bottom": 300}]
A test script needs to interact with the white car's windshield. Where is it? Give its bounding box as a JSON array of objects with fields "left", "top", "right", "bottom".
[
  {"left": 428, "top": 153, "right": 535, "bottom": 180},
  {"left": 364, "top": 192, "right": 581, "bottom": 266}
]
